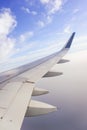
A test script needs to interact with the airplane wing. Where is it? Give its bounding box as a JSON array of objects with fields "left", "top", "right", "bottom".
[{"left": 0, "top": 32, "right": 75, "bottom": 130}]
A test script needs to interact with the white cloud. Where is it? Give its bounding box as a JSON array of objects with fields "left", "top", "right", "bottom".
[
  {"left": 19, "top": 31, "right": 34, "bottom": 43},
  {"left": 0, "top": 8, "right": 35, "bottom": 63},
  {"left": 64, "top": 25, "right": 71, "bottom": 33},
  {"left": 73, "top": 8, "right": 79, "bottom": 14},
  {"left": 0, "top": 8, "right": 17, "bottom": 60},
  {"left": 21, "top": 7, "right": 30, "bottom": 13},
  {"left": 38, "top": 0, "right": 64, "bottom": 27},
  {"left": 37, "top": 15, "right": 52, "bottom": 28},
  {"left": 21, "top": 7, "right": 37, "bottom": 15},
  {"left": 37, "top": 20, "right": 45, "bottom": 28},
  {"left": 40, "top": 0, "right": 49, "bottom": 4},
  {"left": 31, "top": 11, "right": 37, "bottom": 15},
  {"left": 0, "top": 37, "right": 15, "bottom": 59},
  {"left": 0, "top": 8, "right": 17, "bottom": 36},
  {"left": 46, "top": 15, "right": 52, "bottom": 23},
  {"left": 40, "top": 0, "right": 63, "bottom": 15}
]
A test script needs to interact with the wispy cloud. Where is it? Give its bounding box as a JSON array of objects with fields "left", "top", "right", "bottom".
[
  {"left": 19, "top": 31, "right": 34, "bottom": 43},
  {"left": 37, "top": 20, "right": 45, "bottom": 28},
  {"left": 64, "top": 25, "right": 72, "bottom": 33},
  {"left": 37, "top": 0, "right": 64, "bottom": 27},
  {"left": 40, "top": 0, "right": 63, "bottom": 15},
  {"left": 73, "top": 8, "right": 79, "bottom": 14},
  {"left": 37, "top": 15, "right": 52, "bottom": 28},
  {"left": 24, "top": 0, "right": 65, "bottom": 28},
  {"left": 0, "top": 8, "right": 17, "bottom": 60},
  {"left": 21, "top": 7, "right": 37, "bottom": 15}
]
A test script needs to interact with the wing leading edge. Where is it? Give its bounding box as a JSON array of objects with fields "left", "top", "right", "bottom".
[{"left": 0, "top": 32, "right": 75, "bottom": 130}]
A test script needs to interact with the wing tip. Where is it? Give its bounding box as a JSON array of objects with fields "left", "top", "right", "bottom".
[{"left": 65, "top": 32, "right": 76, "bottom": 49}]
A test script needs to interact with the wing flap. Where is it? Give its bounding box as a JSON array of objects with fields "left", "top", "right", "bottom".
[
  {"left": 0, "top": 82, "right": 34, "bottom": 130},
  {"left": 0, "top": 82, "right": 22, "bottom": 118},
  {"left": 0, "top": 82, "right": 22, "bottom": 108}
]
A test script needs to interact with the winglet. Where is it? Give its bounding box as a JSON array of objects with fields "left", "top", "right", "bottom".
[{"left": 65, "top": 32, "right": 75, "bottom": 49}]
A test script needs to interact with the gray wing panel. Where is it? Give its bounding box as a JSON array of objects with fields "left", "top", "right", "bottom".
[
  {"left": 0, "top": 82, "right": 34, "bottom": 130},
  {"left": 0, "top": 82, "right": 23, "bottom": 118}
]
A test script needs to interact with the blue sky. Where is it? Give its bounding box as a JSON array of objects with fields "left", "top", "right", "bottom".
[{"left": 0, "top": 0, "right": 87, "bottom": 72}]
